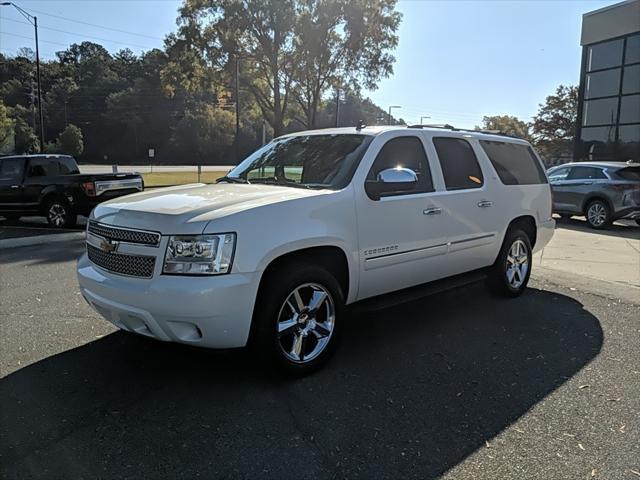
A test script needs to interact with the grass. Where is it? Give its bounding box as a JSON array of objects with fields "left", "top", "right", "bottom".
[{"left": 142, "top": 169, "right": 230, "bottom": 187}]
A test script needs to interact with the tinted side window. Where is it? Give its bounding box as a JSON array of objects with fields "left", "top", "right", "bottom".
[
  {"left": 58, "top": 157, "right": 80, "bottom": 175},
  {"left": 367, "top": 136, "right": 433, "bottom": 196},
  {"left": 568, "top": 166, "right": 607, "bottom": 180},
  {"left": 27, "top": 158, "right": 59, "bottom": 177},
  {"left": 433, "top": 137, "right": 483, "bottom": 190},
  {"left": 479, "top": 141, "right": 547, "bottom": 185},
  {"left": 0, "top": 158, "right": 25, "bottom": 182}
]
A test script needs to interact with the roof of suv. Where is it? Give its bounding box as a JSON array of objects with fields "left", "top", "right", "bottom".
[
  {"left": 282, "top": 125, "right": 531, "bottom": 144},
  {"left": 549, "top": 161, "right": 640, "bottom": 169}
]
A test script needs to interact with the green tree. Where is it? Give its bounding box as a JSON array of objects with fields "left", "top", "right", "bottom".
[
  {"left": 56, "top": 124, "right": 84, "bottom": 157},
  {"left": 531, "top": 85, "right": 578, "bottom": 159},
  {"left": 171, "top": 104, "right": 235, "bottom": 162},
  {"left": 0, "top": 101, "right": 15, "bottom": 152},
  {"left": 477, "top": 115, "right": 532, "bottom": 141}
]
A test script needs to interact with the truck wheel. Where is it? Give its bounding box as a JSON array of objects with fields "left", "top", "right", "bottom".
[
  {"left": 585, "top": 200, "right": 611, "bottom": 229},
  {"left": 488, "top": 228, "right": 532, "bottom": 298},
  {"left": 46, "top": 198, "right": 77, "bottom": 228},
  {"left": 252, "top": 262, "right": 344, "bottom": 375}
]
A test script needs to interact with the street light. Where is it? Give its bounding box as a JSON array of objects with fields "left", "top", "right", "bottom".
[
  {"left": 2, "top": 2, "right": 45, "bottom": 150},
  {"left": 420, "top": 116, "right": 431, "bottom": 125},
  {"left": 387, "top": 105, "right": 401, "bottom": 125}
]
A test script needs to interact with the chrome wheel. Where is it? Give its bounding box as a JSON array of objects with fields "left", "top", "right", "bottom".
[
  {"left": 48, "top": 203, "right": 66, "bottom": 227},
  {"left": 587, "top": 202, "right": 607, "bottom": 227},
  {"left": 277, "top": 283, "right": 335, "bottom": 363},
  {"left": 505, "top": 239, "right": 529, "bottom": 289}
]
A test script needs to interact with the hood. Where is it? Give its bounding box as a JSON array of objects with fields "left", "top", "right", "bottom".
[{"left": 92, "top": 183, "right": 331, "bottom": 234}]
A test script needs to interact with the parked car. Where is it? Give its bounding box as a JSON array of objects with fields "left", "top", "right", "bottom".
[
  {"left": 77, "top": 125, "right": 555, "bottom": 374},
  {"left": 547, "top": 161, "right": 640, "bottom": 229},
  {"left": 0, "top": 154, "right": 143, "bottom": 228}
]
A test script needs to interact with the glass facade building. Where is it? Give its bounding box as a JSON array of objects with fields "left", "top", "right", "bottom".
[{"left": 575, "top": 1, "right": 640, "bottom": 162}]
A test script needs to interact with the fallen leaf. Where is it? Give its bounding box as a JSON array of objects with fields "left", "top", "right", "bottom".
[
  {"left": 578, "top": 443, "right": 585, "bottom": 451},
  {"left": 579, "top": 384, "right": 591, "bottom": 389}
]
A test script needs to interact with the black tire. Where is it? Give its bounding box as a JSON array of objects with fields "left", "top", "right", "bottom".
[
  {"left": 584, "top": 199, "right": 611, "bottom": 230},
  {"left": 251, "top": 261, "right": 344, "bottom": 376},
  {"left": 488, "top": 228, "right": 533, "bottom": 298},
  {"left": 45, "top": 197, "right": 77, "bottom": 229}
]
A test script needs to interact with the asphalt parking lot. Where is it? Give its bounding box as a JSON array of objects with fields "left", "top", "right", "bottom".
[{"left": 1, "top": 235, "right": 639, "bottom": 479}]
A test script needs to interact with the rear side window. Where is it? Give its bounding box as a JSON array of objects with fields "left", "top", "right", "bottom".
[
  {"left": 367, "top": 136, "right": 434, "bottom": 195},
  {"left": 548, "top": 167, "right": 570, "bottom": 181},
  {"left": 26, "top": 158, "right": 59, "bottom": 177},
  {"left": 479, "top": 141, "right": 547, "bottom": 185},
  {"left": 568, "top": 166, "right": 607, "bottom": 180},
  {"left": 58, "top": 157, "right": 80, "bottom": 175},
  {"left": 0, "top": 158, "right": 25, "bottom": 182},
  {"left": 613, "top": 166, "right": 640, "bottom": 181},
  {"left": 432, "top": 137, "right": 483, "bottom": 190}
]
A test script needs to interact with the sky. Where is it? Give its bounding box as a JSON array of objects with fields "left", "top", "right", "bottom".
[{"left": 0, "top": 0, "right": 618, "bottom": 129}]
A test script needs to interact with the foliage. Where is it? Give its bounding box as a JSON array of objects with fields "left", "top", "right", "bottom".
[
  {"left": 478, "top": 115, "right": 532, "bottom": 141},
  {"left": 531, "top": 85, "right": 578, "bottom": 159},
  {"left": 0, "top": 101, "right": 15, "bottom": 152},
  {"left": 56, "top": 124, "right": 84, "bottom": 157}
]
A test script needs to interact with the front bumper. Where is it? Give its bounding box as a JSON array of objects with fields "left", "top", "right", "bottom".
[{"left": 77, "top": 253, "right": 261, "bottom": 348}]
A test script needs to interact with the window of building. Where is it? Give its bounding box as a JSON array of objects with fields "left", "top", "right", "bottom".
[
  {"left": 587, "top": 39, "right": 624, "bottom": 71},
  {"left": 479, "top": 140, "right": 546, "bottom": 185},
  {"left": 582, "top": 97, "right": 618, "bottom": 126},
  {"left": 585, "top": 68, "right": 621, "bottom": 99},
  {"left": 567, "top": 166, "right": 607, "bottom": 180},
  {"left": 622, "top": 64, "right": 640, "bottom": 95},
  {"left": 618, "top": 124, "right": 640, "bottom": 161},
  {"left": 580, "top": 125, "right": 616, "bottom": 143},
  {"left": 620, "top": 95, "right": 640, "bottom": 124},
  {"left": 625, "top": 34, "right": 640, "bottom": 65},
  {"left": 0, "top": 158, "right": 25, "bottom": 182},
  {"left": 579, "top": 126, "right": 617, "bottom": 161},
  {"left": 366, "top": 136, "right": 434, "bottom": 197},
  {"left": 433, "top": 137, "right": 483, "bottom": 190},
  {"left": 26, "top": 158, "right": 59, "bottom": 177}
]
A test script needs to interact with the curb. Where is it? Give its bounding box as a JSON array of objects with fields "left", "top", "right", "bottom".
[{"left": 0, "top": 231, "right": 86, "bottom": 249}]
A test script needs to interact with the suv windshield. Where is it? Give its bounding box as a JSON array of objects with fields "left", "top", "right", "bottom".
[{"left": 224, "top": 134, "right": 373, "bottom": 189}]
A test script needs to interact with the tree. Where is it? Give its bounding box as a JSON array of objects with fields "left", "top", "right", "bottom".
[
  {"left": 56, "top": 124, "right": 84, "bottom": 157},
  {"left": 170, "top": 104, "right": 235, "bottom": 162},
  {"left": 0, "top": 101, "right": 15, "bottom": 152},
  {"left": 531, "top": 85, "right": 578, "bottom": 159},
  {"left": 478, "top": 115, "right": 532, "bottom": 141}
]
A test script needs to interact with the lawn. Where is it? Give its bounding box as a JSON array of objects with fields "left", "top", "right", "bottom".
[{"left": 142, "top": 169, "right": 230, "bottom": 187}]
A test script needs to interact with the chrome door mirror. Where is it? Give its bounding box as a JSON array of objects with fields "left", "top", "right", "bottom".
[{"left": 366, "top": 167, "right": 418, "bottom": 200}]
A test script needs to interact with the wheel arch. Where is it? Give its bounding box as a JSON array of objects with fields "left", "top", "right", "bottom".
[
  {"left": 581, "top": 194, "right": 612, "bottom": 215},
  {"left": 505, "top": 215, "right": 537, "bottom": 249}
]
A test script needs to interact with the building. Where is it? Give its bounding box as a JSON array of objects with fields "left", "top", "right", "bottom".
[{"left": 575, "top": 0, "right": 640, "bottom": 162}]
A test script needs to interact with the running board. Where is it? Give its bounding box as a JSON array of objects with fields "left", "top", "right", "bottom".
[{"left": 349, "top": 269, "right": 488, "bottom": 314}]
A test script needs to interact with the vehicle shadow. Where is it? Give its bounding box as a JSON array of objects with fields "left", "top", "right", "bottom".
[
  {"left": 0, "top": 240, "right": 85, "bottom": 266},
  {"left": 0, "top": 284, "right": 603, "bottom": 479},
  {"left": 555, "top": 216, "right": 640, "bottom": 240}
]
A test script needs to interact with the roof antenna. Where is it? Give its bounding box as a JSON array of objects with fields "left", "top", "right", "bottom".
[{"left": 356, "top": 120, "right": 366, "bottom": 130}]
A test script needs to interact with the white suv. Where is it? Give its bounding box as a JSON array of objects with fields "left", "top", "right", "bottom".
[{"left": 77, "top": 125, "right": 555, "bottom": 373}]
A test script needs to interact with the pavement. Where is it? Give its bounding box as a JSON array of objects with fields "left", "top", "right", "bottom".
[{"left": 0, "top": 226, "right": 639, "bottom": 479}]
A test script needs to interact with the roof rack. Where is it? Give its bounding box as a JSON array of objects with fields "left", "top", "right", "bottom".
[{"left": 407, "top": 123, "right": 512, "bottom": 138}]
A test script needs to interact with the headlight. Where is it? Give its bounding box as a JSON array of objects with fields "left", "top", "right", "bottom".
[{"left": 163, "top": 233, "right": 236, "bottom": 275}]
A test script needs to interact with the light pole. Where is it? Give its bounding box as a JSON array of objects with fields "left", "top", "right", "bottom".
[
  {"left": 387, "top": 105, "right": 401, "bottom": 125},
  {"left": 420, "top": 116, "right": 431, "bottom": 125},
  {"left": 2, "top": 2, "right": 45, "bottom": 150}
]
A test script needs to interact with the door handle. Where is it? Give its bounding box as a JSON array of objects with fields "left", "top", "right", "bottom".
[
  {"left": 477, "top": 200, "right": 493, "bottom": 208},
  {"left": 10, "top": 185, "right": 20, "bottom": 189},
  {"left": 423, "top": 207, "right": 442, "bottom": 215}
]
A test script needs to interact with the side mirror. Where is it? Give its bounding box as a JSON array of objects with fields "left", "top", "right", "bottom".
[{"left": 366, "top": 167, "right": 418, "bottom": 200}]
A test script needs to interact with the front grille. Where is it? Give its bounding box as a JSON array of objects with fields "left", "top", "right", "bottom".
[
  {"left": 87, "top": 244, "right": 156, "bottom": 278},
  {"left": 88, "top": 220, "right": 160, "bottom": 247}
]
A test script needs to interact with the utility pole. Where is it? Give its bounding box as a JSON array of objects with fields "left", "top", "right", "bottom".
[
  {"left": 387, "top": 105, "right": 401, "bottom": 125},
  {"left": 234, "top": 55, "right": 241, "bottom": 163},
  {"left": 335, "top": 87, "right": 340, "bottom": 128},
  {"left": 420, "top": 116, "right": 431, "bottom": 125}
]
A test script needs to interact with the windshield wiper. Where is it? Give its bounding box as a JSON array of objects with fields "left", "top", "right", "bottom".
[{"left": 216, "top": 176, "right": 250, "bottom": 184}]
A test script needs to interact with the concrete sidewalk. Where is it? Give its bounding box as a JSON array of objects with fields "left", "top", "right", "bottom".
[{"left": 534, "top": 219, "right": 640, "bottom": 291}]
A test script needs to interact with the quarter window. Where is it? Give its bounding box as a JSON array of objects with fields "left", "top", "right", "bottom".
[
  {"left": 367, "top": 136, "right": 433, "bottom": 197},
  {"left": 57, "top": 157, "right": 80, "bottom": 175},
  {"left": 433, "top": 137, "right": 483, "bottom": 190},
  {"left": 479, "top": 141, "right": 547, "bottom": 185}
]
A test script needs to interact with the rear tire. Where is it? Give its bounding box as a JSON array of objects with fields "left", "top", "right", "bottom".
[
  {"left": 488, "top": 228, "right": 532, "bottom": 298},
  {"left": 251, "top": 262, "right": 344, "bottom": 376},
  {"left": 585, "top": 200, "right": 611, "bottom": 230},
  {"left": 45, "top": 198, "right": 77, "bottom": 229}
]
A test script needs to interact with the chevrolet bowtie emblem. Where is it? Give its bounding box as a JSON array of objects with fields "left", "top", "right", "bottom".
[{"left": 99, "top": 238, "right": 119, "bottom": 253}]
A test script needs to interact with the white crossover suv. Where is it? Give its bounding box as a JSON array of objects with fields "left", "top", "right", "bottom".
[{"left": 77, "top": 125, "right": 555, "bottom": 374}]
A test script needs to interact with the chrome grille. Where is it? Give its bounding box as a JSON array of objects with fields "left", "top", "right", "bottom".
[
  {"left": 88, "top": 220, "right": 160, "bottom": 247},
  {"left": 87, "top": 244, "right": 156, "bottom": 278}
]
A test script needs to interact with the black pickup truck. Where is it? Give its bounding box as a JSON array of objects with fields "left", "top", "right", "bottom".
[{"left": 0, "top": 154, "right": 143, "bottom": 228}]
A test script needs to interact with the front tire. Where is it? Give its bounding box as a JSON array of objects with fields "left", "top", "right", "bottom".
[
  {"left": 252, "top": 262, "right": 344, "bottom": 375},
  {"left": 488, "top": 229, "right": 532, "bottom": 298},
  {"left": 585, "top": 200, "right": 611, "bottom": 229},
  {"left": 45, "top": 198, "right": 77, "bottom": 228}
]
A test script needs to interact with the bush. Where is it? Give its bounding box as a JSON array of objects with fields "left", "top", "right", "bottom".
[{"left": 56, "top": 124, "right": 84, "bottom": 157}]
